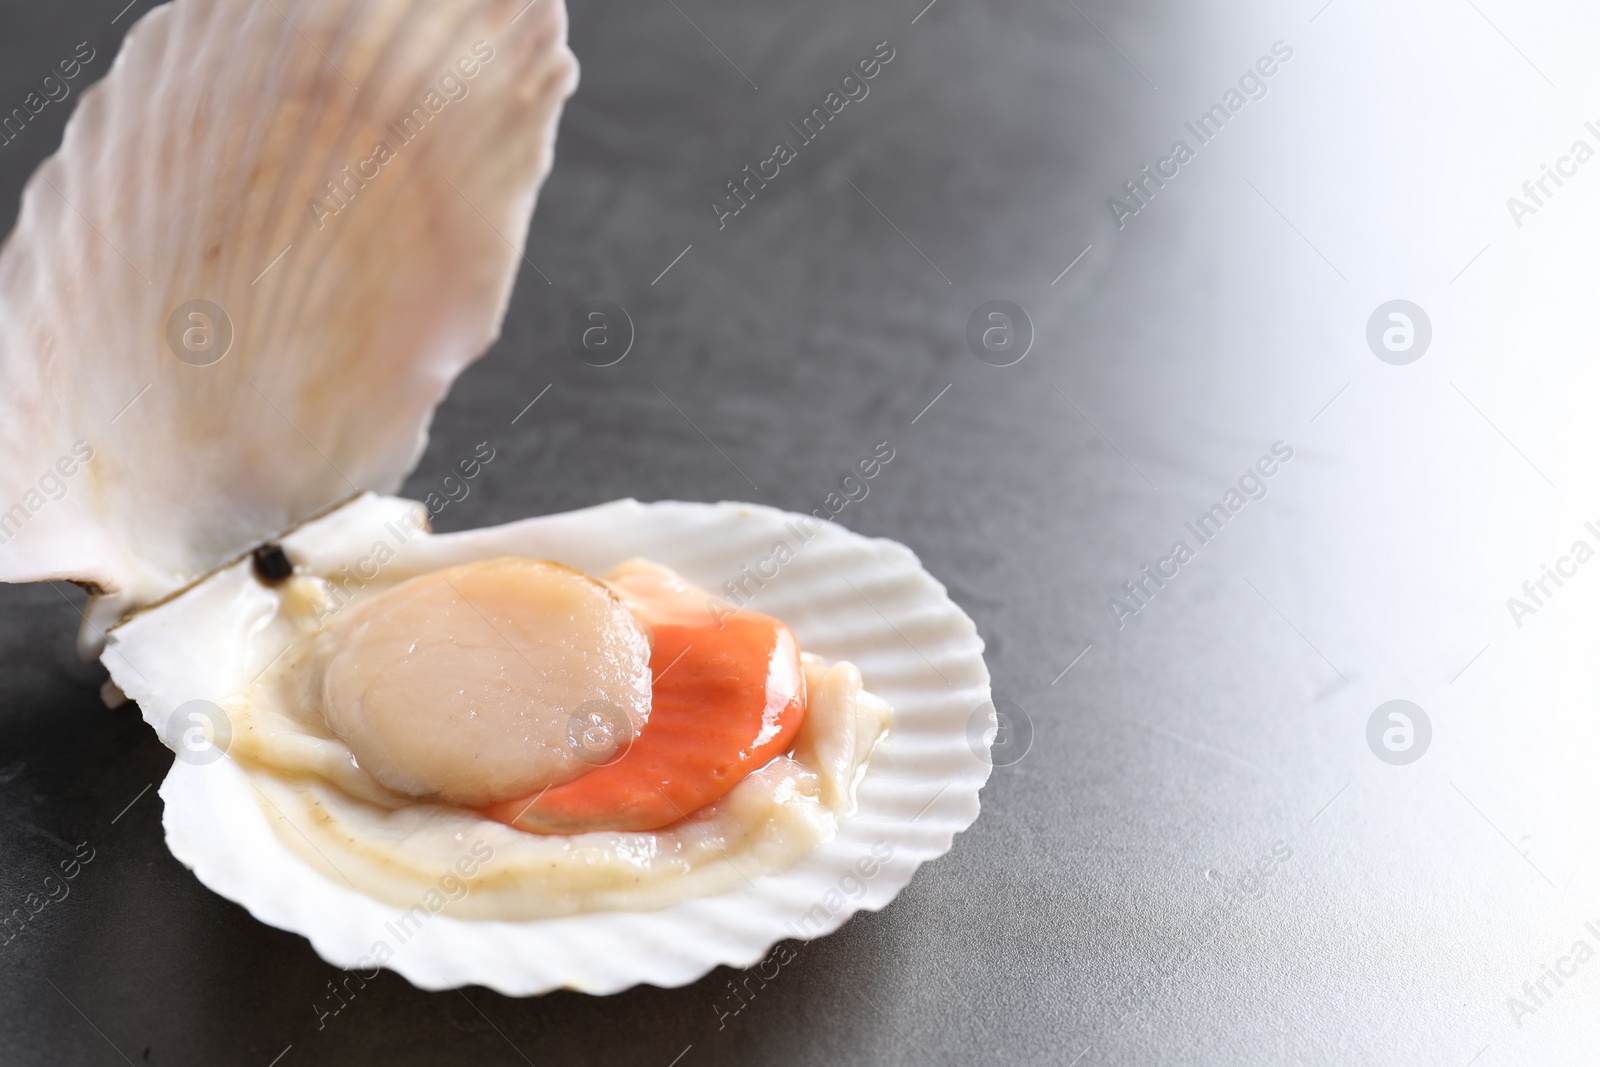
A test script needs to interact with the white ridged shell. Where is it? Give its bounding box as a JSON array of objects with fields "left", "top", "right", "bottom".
[
  {"left": 1, "top": 0, "right": 996, "bottom": 994},
  {"left": 0, "top": 0, "right": 576, "bottom": 623},
  {"left": 106, "top": 496, "right": 993, "bottom": 994}
]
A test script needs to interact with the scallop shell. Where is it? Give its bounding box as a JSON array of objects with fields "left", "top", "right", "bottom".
[
  {"left": 0, "top": 0, "right": 997, "bottom": 995},
  {"left": 105, "top": 495, "right": 993, "bottom": 993},
  {"left": 0, "top": 0, "right": 576, "bottom": 639}
]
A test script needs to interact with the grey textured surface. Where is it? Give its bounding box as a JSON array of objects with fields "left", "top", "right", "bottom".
[{"left": 2, "top": 0, "right": 1599, "bottom": 1064}]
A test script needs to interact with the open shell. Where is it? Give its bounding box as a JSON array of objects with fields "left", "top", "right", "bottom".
[
  {"left": 106, "top": 496, "right": 992, "bottom": 993},
  {"left": 0, "top": 0, "right": 996, "bottom": 993}
]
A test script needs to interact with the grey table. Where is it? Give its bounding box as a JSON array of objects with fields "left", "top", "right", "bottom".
[{"left": 2, "top": 0, "right": 1597, "bottom": 1064}]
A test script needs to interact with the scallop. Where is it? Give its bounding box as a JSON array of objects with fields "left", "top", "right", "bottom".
[
  {"left": 318, "top": 558, "right": 654, "bottom": 807},
  {"left": 0, "top": 0, "right": 993, "bottom": 994}
]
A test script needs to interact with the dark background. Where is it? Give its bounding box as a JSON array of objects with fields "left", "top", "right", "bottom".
[{"left": 2, "top": 0, "right": 1594, "bottom": 1064}]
